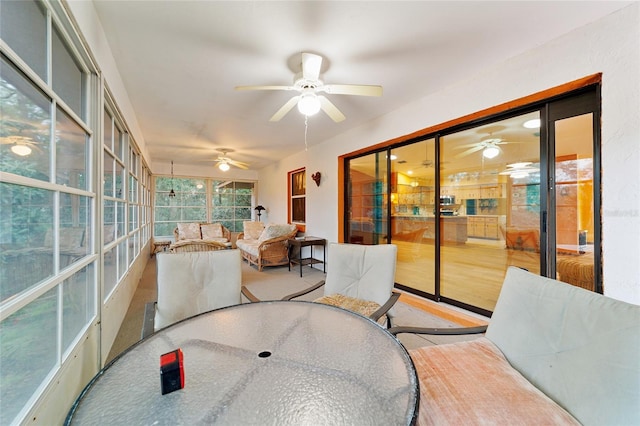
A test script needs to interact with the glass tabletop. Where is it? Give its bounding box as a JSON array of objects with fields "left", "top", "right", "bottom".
[{"left": 66, "top": 300, "right": 418, "bottom": 425}]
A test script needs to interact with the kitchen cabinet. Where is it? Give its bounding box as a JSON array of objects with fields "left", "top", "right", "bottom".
[{"left": 467, "top": 216, "right": 500, "bottom": 240}]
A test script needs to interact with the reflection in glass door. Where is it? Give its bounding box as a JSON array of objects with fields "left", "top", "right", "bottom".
[
  {"left": 439, "top": 113, "right": 541, "bottom": 312},
  {"left": 390, "top": 140, "right": 436, "bottom": 295},
  {"left": 347, "top": 152, "right": 388, "bottom": 246},
  {"left": 554, "top": 113, "right": 596, "bottom": 291}
]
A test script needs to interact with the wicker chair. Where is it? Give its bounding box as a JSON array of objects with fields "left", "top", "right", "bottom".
[
  {"left": 169, "top": 223, "right": 231, "bottom": 252},
  {"left": 235, "top": 223, "right": 298, "bottom": 271}
]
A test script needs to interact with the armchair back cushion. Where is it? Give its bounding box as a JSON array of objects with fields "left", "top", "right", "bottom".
[
  {"left": 258, "top": 223, "right": 298, "bottom": 242},
  {"left": 324, "top": 243, "right": 397, "bottom": 308},
  {"left": 176, "top": 222, "right": 201, "bottom": 241},
  {"left": 486, "top": 267, "right": 640, "bottom": 425},
  {"left": 154, "top": 250, "right": 242, "bottom": 331},
  {"left": 243, "top": 221, "right": 265, "bottom": 240}
]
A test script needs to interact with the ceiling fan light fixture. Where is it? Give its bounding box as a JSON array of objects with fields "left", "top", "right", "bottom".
[
  {"left": 523, "top": 118, "right": 541, "bottom": 129},
  {"left": 482, "top": 145, "right": 500, "bottom": 159},
  {"left": 218, "top": 161, "right": 230, "bottom": 172},
  {"left": 297, "top": 93, "right": 321, "bottom": 116},
  {"left": 11, "top": 144, "right": 32, "bottom": 156}
]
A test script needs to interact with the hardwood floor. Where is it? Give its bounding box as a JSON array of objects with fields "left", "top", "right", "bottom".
[{"left": 394, "top": 238, "right": 540, "bottom": 312}]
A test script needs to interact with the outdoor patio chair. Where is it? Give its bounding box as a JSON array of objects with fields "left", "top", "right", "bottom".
[
  {"left": 242, "top": 243, "right": 400, "bottom": 326},
  {"left": 142, "top": 249, "right": 242, "bottom": 336}
]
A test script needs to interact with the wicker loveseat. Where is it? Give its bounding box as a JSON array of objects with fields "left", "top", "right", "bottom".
[
  {"left": 235, "top": 222, "right": 298, "bottom": 271},
  {"left": 170, "top": 222, "right": 231, "bottom": 253}
]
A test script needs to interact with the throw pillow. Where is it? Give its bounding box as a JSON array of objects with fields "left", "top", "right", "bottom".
[
  {"left": 201, "top": 223, "right": 224, "bottom": 239},
  {"left": 177, "top": 222, "right": 201, "bottom": 240},
  {"left": 243, "top": 221, "right": 265, "bottom": 240},
  {"left": 258, "top": 223, "right": 296, "bottom": 242}
]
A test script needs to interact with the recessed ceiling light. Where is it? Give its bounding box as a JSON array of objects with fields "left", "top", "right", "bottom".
[
  {"left": 523, "top": 118, "right": 541, "bottom": 129},
  {"left": 407, "top": 170, "right": 413, "bottom": 175}
]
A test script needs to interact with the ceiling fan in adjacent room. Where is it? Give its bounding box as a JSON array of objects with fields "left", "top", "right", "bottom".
[
  {"left": 213, "top": 149, "right": 249, "bottom": 171},
  {"left": 453, "top": 135, "right": 520, "bottom": 159},
  {"left": 235, "top": 52, "right": 383, "bottom": 123}
]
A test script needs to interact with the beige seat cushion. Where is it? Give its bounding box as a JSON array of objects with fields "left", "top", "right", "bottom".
[
  {"left": 409, "top": 337, "right": 579, "bottom": 425},
  {"left": 201, "top": 223, "right": 224, "bottom": 240},
  {"left": 315, "top": 293, "right": 387, "bottom": 326},
  {"left": 176, "top": 222, "right": 201, "bottom": 240}
]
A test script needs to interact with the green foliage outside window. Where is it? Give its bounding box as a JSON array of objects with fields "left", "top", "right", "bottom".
[{"left": 153, "top": 178, "right": 255, "bottom": 237}]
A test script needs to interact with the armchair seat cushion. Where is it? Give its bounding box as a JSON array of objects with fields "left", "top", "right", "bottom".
[
  {"left": 234, "top": 239, "right": 260, "bottom": 257},
  {"left": 315, "top": 293, "right": 387, "bottom": 326},
  {"left": 409, "top": 337, "right": 579, "bottom": 425}
]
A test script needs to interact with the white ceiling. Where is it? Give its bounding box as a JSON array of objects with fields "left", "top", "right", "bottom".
[{"left": 90, "top": 1, "right": 631, "bottom": 171}]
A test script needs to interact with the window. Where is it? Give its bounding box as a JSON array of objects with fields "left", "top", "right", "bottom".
[
  {"left": 212, "top": 180, "right": 255, "bottom": 232},
  {"left": 289, "top": 168, "right": 306, "bottom": 226},
  {"left": 153, "top": 177, "right": 256, "bottom": 238},
  {"left": 0, "top": 2, "right": 97, "bottom": 422}
]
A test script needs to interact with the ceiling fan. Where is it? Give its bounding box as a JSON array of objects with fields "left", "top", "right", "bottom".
[
  {"left": 235, "top": 52, "right": 383, "bottom": 123},
  {"left": 214, "top": 149, "right": 249, "bottom": 171},
  {"left": 499, "top": 161, "right": 539, "bottom": 178},
  {"left": 453, "top": 136, "right": 520, "bottom": 159}
]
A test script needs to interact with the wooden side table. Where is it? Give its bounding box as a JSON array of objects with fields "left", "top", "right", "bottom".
[{"left": 288, "top": 237, "right": 327, "bottom": 277}]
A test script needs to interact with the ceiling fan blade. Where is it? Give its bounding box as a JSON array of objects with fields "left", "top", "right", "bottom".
[
  {"left": 323, "top": 84, "right": 383, "bottom": 97},
  {"left": 302, "top": 53, "right": 322, "bottom": 81},
  {"left": 235, "top": 85, "right": 295, "bottom": 91},
  {"left": 318, "top": 96, "right": 346, "bottom": 123},
  {"left": 453, "top": 145, "right": 484, "bottom": 159},
  {"left": 228, "top": 159, "right": 249, "bottom": 170},
  {"left": 453, "top": 142, "right": 485, "bottom": 149},
  {"left": 269, "top": 96, "right": 300, "bottom": 122}
]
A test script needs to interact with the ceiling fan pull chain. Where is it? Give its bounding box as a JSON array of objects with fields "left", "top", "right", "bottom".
[{"left": 304, "top": 115, "right": 309, "bottom": 151}]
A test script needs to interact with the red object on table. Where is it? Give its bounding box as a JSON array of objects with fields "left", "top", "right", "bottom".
[{"left": 160, "top": 348, "right": 184, "bottom": 395}]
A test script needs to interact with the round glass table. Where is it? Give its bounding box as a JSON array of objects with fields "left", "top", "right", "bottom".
[{"left": 66, "top": 300, "right": 418, "bottom": 425}]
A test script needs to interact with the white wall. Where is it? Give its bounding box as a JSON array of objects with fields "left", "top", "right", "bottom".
[{"left": 258, "top": 4, "right": 640, "bottom": 305}]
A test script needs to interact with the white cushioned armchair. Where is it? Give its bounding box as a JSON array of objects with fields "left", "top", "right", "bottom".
[
  {"left": 390, "top": 266, "right": 640, "bottom": 425},
  {"left": 146, "top": 250, "right": 242, "bottom": 333}
]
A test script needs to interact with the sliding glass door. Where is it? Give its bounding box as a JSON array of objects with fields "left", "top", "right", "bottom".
[
  {"left": 344, "top": 86, "right": 601, "bottom": 314},
  {"left": 439, "top": 113, "right": 541, "bottom": 311}
]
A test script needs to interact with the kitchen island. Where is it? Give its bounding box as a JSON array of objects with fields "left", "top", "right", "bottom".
[{"left": 392, "top": 215, "right": 468, "bottom": 245}]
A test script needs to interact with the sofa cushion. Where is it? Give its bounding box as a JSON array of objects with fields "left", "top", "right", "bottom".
[
  {"left": 176, "top": 222, "right": 201, "bottom": 240},
  {"left": 243, "top": 221, "right": 265, "bottom": 240},
  {"left": 258, "top": 223, "right": 297, "bottom": 242},
  {"left": 409, "top": 337, "right": 579, "bottom": 425},
  {"left": 201, "top": 223, "right": 224, "bottom": 240},
  {"left": 486, "top": 267, "right": 640, "bottom": 425}
]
